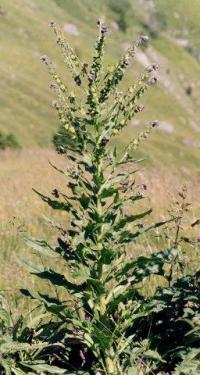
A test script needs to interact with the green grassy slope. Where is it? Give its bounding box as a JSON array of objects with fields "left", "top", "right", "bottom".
[{"left": 0, "top": 0, "right": 199, "bottom": 172}]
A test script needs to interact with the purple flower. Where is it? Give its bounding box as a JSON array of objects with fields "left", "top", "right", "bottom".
[{"left": 197, "top": 235, "right": 200, "bottom": 242}]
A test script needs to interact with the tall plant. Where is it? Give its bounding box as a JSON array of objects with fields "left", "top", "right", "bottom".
[{"left": 20, "top": 21, "right": 193, "bottom": 374}]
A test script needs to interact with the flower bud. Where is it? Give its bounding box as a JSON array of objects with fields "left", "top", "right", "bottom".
[
  {"left": 115, "top": 91, "right": 123, "bottom": 99},
  {"left": 40, "top": 54, "right": 50, "bottom": 64},
  {"left": 151, "top": 120, "right": 159, "bottom": 128},
  {"left": 146, "top": 63, "right": 159, "bottom": 73},
  {"left": 140, "top": 35, "right": 149, "bottom": 43},
  {"left": 119, "top": 119, "right": 126, "bottom": 128},
  {"left": 100, "top": 137, "right": 109, "bottom": 146},
  {"left": 113, "top": 129, "right": 119, "bottom": 135},
  {"left": 60, "top": 84, "right": 66, "bottom": 92},
  {"left": 69, "top": 126, "right": 75, "bottom": 134},
  {"left": 49, "top": 20, "right": 56, "bottom": 27},
  {"left": 134, "top": 104, "right": 144, "bottom": 113},
  {"left": 61, "top": 117, "right": 66, "bottom": 124},
  {"left": 50, "top": 83, "right": 59, "bottom": 92},
  {"left": 97, "top": 19, "right": 107, "bottom": 34},
  {"left": 52, "top": 101, "right": 60, "bottom": 110},
  {"left": 148, "top": 76, "right": 158, "bottom": 85}
]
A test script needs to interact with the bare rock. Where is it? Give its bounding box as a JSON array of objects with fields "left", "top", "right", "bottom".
[
  {"left": 175, "top": 38, "right": 190, "bottom": 48},
  {"left": 131, "top": 119, "right": 141, "bottom": 127},
  {"left": 183, "top": 138, "right": 199, "bottom": 148},
  {"left": 135, "top": 51, "right": 151, "bottom": 67},
  {"left": 0, "top": 6, "right": 6, "bottom": 16},
  {"left": 111, "top": 21, "right": 119, "bottom": 30},
  {"left": 63, "top": 23, "right": 80, "bottom": 36},
  {"left": 158, "top": 121, "right": 175, "bottom": 134}
]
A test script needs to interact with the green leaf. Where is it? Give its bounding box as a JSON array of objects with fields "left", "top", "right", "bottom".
[
  {"left": 65, "top": 372, "right": 90, "bottom": 375},
  {"left": 20, "top": 258, "right": 44, "bottom": 273},
  {"left": 115, "top": 209, "right": 152, "bottom": 230},
  {"left": 20, "top": 289, "right": 65, "bottom": 315},
  {"left": 117, "top": 247, "right": 178, "bottom": 282},
  {"left": 21, "top": 362, "right": 67, "bottom": 373},
  {"left": 79, "top": 194, "right": 91, "bottom": 209},
  {"left": 21, "top": 259, "right": 83, "bottom": 292},
  {"left": 126, "top": 367, "right": 140, "bottom": 375},
  {"left": 72, "top": 263, "right": 90, "bottom": 282},
  {"left": 173, "top": 348, "right": 200, "bottom": 374},
  {"left": 0, "top": 359, "right": 12, "bottom": 375},
  {"left": 99, "top": 186, "right": 118, "bottom": 199},
  {"left": 33, "top": 189, "right": 68, "bottom": 210},
  {"left": 0, "top": 308, "right": 12, "bottom": 327},
  {"left": 1, "top": 339, "right": 49, "bottom": 354},
  {"left": 25, "top": 237, "right": 59, "bottom": 258},
  {"left": 144, "top": 349, "right": 165, "bottom": 362}
]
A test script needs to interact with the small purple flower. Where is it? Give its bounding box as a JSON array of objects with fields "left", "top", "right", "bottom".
[{"left": 197, "top": 235, "right": 200, "bottom": 242}]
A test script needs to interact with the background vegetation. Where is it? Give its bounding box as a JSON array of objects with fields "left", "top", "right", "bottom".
[{"left": 0, "top": 0, "right": 200, "bottom": 169}]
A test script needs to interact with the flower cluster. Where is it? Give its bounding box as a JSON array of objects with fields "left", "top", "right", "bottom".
[
  {"left": 41, "top": 20, "right": 159, "bottom": 159},
  {"left": 49, "top": 21, "right": 82, "bottom": 85}
]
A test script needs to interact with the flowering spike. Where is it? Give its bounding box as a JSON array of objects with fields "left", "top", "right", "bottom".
[
  {"left": 86, "top": 19, "right": 108, "bottom": 116},
  {"left": 99, "top": 34, "right": 149, "bottom": 103},
  {"left": 49, "top": 21, "right": 84, "bottom": 86}
]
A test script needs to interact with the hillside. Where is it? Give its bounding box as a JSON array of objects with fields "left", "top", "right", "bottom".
[{"left": 0, "top": 0, "right": 200, "bottom": 172}]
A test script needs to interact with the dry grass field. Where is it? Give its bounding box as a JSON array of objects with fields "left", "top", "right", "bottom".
[{"left": 1, "top": 148, "right": 199, "bottom": 307}]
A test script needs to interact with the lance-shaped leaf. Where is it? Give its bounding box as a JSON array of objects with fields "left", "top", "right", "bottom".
[
  {"left": 116, "top": 247, "right": 179, "bottom": 283},
  {"left": 0, "top": 339, "right": 49, "bottom": 354},
  {"left": 21, "top": 259, "right": 86, "bottom": 294},
  {"left": 0, "top": 308, "right": 12, "bottom": 327},
  {"left": 20, "top": 361, "right": 67, "bottom": 373},
  {"left": 114, "top": 209, "right": 152, "bottom": 231},
  {"left": 25, "top": 237, "right": 59, "bottom": 258}
]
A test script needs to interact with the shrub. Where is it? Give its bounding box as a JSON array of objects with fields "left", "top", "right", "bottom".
[
  {"left": 141, "top": 10, "right": 167, "bottom": 40},
  {"left": 108, "top": 0, "right": 131, "bottom": 32},
  {"left": 0, "top": 131, "right": 20, "bottom": 150},
  {"left": 142, "top": 271, "right": 200, "bottom": 373},
  {"left": 0, "top": 295, "right": 64, "bottom": 374}
]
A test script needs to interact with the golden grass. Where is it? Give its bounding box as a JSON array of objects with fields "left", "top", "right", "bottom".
[
  {"left": 0, "top": 148, "right": 66, "bottom": 221},
  {"left": 1, "top": 148, "right": 199, "bottom": 221}
]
